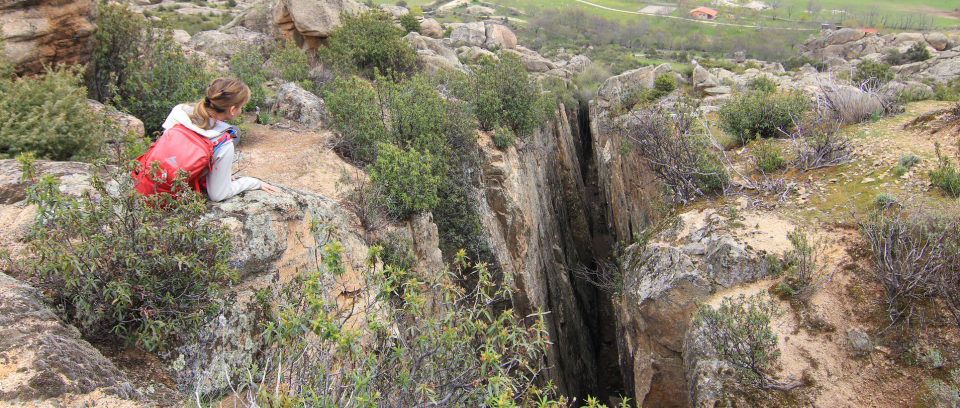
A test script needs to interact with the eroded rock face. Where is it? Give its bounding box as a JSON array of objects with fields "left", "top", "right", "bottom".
[
  {"left": 273, "top": 82, "right": 328, "bottom": 129},
  {"left": 186, "top": 27, "right": 272, "bottom": 63},
  {"left": 0, "top": 270, "right": 134, "bottom": 404},
  {"left": 614, "top": 211, "right": 768, "bottom": 407},
  {"left": 272, "top": 0, "right": 367, "bottom": 49},
  {"left": 404, "top": 32, "right": 463, "bottom": 74},
  {"left": 0, "top": 0, "right": 97, "bottom": 75},
  {"left": 596, "top": 63, "right": 673, "bottom": 108},
  {"left": 450, "top": 21, "right": 517, "bottom": 51},
  {"left": 476, "top": 107, "right": 600, "bottom": 400}
]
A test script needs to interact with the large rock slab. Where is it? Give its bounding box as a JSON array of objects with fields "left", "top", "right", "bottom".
[
  {"left": 273, "top": 82, "right": 328, "bottom": 128},
  {"left": 596, "top": 63, "right": 673, "bottom": 107},
  {"left": 0, "top": 270, "right": 135, "bottom": 404},
  {"left": 925, "top": 32, "right": 949, "bottom": 51},
  {"left": 0, "top": 0, "right": 97, "bottom": 75},
  {"left": 186, "top": 27, "right": 272, "bottom": 62},
  {"left": 449, "top": 21, "right": 487, "bottom": 47},
  {"left": 484, "top": 22, "right": 516, "bottom": 50},
  {"left": 273, "top": 0, "right": 347, "bottom": 48}
]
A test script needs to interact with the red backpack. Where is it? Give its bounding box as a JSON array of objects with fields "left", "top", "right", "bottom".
[{"left": 132, "top": 124, "right": 233, "bottom": 196}]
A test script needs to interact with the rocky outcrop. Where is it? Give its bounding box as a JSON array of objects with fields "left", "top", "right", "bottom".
[
  {"left": 0, "top": 272, "right": 136, "bottom": 405},
  {"left": 273, "top": 0, "right": 367, "bottom": 49},
  {"left": 0, "top": 0, "right": 97, "bottom": 75},
  {"left": 615, "top": 210, "right": 768, "bottom": 407},
  {"left": 419, "top": 18, "right": 444, "bottom": 38},
  {"left": 476, "top": 107, "right": 601, "bottom": 400},
  {"left": 404, "top": 32, "right": 463, "bottom": 74},
  {"left": 691, "top": 60, "right": 720, "bottom": 90},
  {"left": 186, "top": 27, "right": 272, "bottom": 62},
  {"left": 273, "top": 82, "right": 328, "bottom": 128},
  {"left": 85, "top": 100, "right": 145, "bottom": 140},
  {"left": 799, "top": 29, "right": 952, "bottom": 63},
  {"left": 595, "top": 63, "right": 674, "bottom": 108},
  {"left": 449, "top": 21, "right": 517, "bottom": 50}
]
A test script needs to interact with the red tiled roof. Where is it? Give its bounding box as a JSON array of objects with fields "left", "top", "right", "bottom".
[
  {"left": 858, "top": 28, "right": 878, "bottom": 34},
  {"left": 690, "top": 6, "right": 718, "bottom": 16}
]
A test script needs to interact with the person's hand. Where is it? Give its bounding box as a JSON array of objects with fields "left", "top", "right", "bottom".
[{"left": 260, "top": 182, "right": 276, "bottom": 193}]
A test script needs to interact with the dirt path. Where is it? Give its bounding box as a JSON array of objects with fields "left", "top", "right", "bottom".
[{"left": 231, "top": 118, "right": 357, "bottom": 200}]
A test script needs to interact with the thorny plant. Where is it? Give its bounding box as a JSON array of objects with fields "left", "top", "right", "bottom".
[{"left": 228, "top": 218, "right": 564, "bottom": 407}]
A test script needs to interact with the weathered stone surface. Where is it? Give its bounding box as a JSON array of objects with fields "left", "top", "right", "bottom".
[
  {"left": 691, "top": 60, "right": 719, "bottom": 90},
  {"left": 505, "top": 46, "right": 556, "bottom": 72},
  {"left": 186, "top": 27, "right": 272, "bottom": 62},
  {"left": 888, "top": 32, "right": 925, "bottom": 47},
  {"left": 378, "top": 3, "right": 408, "bottom": 17},
  {"left": 476, "top": 107, "right": 600, "bottom": 400},
  {"left": 273, "top": 0, "right": 343, "bottom": 48},
  {"left": 273, "top": 82, "right": 328, "bottom": 128},
  {"left": 613, "top": 210, "right": 769, "bottom": 407},
  {"left": 566, "top": 54, "right": 592, "bottom": 76},
  {"left": 925, "top": 32, "right": 949, "bottom": 51},
  {"left": 683, "top": 313, "right": 727, "bottom": 408},
  {"left": 596, "top": 63, "right": 673, "bottom": 108},
  {"left": 484, "top": 22, "right": 516, "bottom": 50},
  {"left": 923, "top": 57, "right": 960, "bottom": 82},
  {"left": 0, "top": 0, "right": 97, "bottom": 75},
  {"left": 0, "top": 225, "right": 136, "bottom": 405},
  {"left": 84, "top": 100, "right": 145, "bottom": 140},
  {"left": 419, "top": 18, "right": 443, "bottom": 38},
  {"left": 825, "top": 28, "right": 866, "bottom": 46},
  {"left": 449, "top": 21, "right": 487, "bottom": 47},
  {"left": 172, "top": 29, "right": 192, "bottom": 45},
  {"left": 457, "top": 45, "right": 496, "bottom": 62}
]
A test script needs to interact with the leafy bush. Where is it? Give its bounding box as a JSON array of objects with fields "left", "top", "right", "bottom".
[
  {"left": 781, "top": 56, "right": 826, "bottom": 72},
  {"left": 748, "top": 76, "right": 778, "bottom": 93},
  {"left": 654, "top": 73, "right": 676, "bottom": 94},
  {"left": 455, "top": 54, "right": 553, "bottom": 137},
  {"left": 891, "top": 165, "right": 908, "bottom": 177},
  {"left": 780, "top": 228, "right": 821, "bottom": 296},
  {"left": 718, "top": 90, "right": 810, "bottom": 144},
  {"left": 933, "top": 79, "right": 960, "bottom": 101},
  {"left": 21, "top": 157, "right": 235, "bottom": 351},
  {"left": 930, "top": 142, "right": 960, "bottom": 197},
  {"left": 886, "top": 42, "right": 932, "bottom": 66},
  {"left": 695, "top": 294, "right": 781, "bottom": 389},
  {"left": 493, "top": 126, "right": 515, "bottom": 150},
  {"left": 750, "top": 138, "right": 785, "bottom": 173},
  {"left": 1, "top": 66, "right": 107, "bottom": 161},
  {"left": 267, "top": 40, "right": 312, "bottom": 88},
  {"left": 853, "top": 60, "right": 892, "bottom": 90},
  {"left": 229, "top": 46, "right": 269, "bottom": 110},
  {"left": 369, "top": 143, "right": 442, "bottom": 219},
  {"left": 322, "top": 76, "right": 390, "bottom": 163},
  {"left": 246, "top": 235, "right": 563, "bottom": 406},
  {"left": 87, "top": 5, "right": 211, "bottom": 135},
  {"left": 319, "top": 10, "right": 417, "bottom": 78},
  {"left": 399, "top": 13, "right": 421, "bottom": 33}
]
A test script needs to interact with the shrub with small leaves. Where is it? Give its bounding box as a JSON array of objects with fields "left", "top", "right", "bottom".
[
  {"left": 929, "top": 142, "right": 960, "bottom": 197},
  {"left": 718, "top": 90, "right": 810, "bottom": 145},
  {"left": 454, "top": 53, "right": 553, "bottom": 137},
  {"left": 399, "top": 13, "right": 421, "bottom": 33},
  {"left": 853, "top": 60, "right": 893, "bottom": 90},
  {"left": 748, "top": 76, "right": 778, "bottom": 93},
  {"left": 750, "top": 138, "right": 785, "bottom": 173},
  {"left": 319, "top": 10, "right": 417, "bottom": 79},
  {"left": 898, "top": 153, "right": 921, "bottom": 169},
  {"left": 369, "top": 143, "right": 443, "bottom": 219},
  {"left": 493, "top": 126, "right": 515, "bottom": 150},
  {"left": 21, "top": 157, "right": 235, "bottom": 351},
  {"left": 229, "top": 46, "right": 268, "bottom": 110},
  {"left": 891, "top": 165, "right": 908, "bottom": 177},
  {"left": 695, "top": 294, "right": 781, "bottom": 389},
  {"left": 924, "top": 369, "right": 960, "bottom": 407},
  {"left": 268, "top": 40, "right": 312, "bottom": 88},
  {"left": 654, "top": 73, "right": 676, "bottom": 94},
  {"left": 873, "top": 192, "right": 898, "bottom": 208}
]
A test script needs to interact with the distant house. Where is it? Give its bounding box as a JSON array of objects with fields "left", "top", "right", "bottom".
[
  {"left": 857, "top": 28, "right": 879, "bottom": 35},
  {"left": 689, "top": 6, "right": 718, "bottom": 20}
]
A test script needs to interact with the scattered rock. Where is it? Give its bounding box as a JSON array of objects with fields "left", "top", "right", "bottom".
[
  {"left": 272, "top": 82, "right": 328, "bottom": 128},
  {"left": 419, "top": 18, "right": 444, "bottom": 38}
]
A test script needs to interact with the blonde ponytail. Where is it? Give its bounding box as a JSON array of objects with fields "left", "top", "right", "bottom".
[{"left": 188, "top": 77, "right": 251, "bottom": 129}]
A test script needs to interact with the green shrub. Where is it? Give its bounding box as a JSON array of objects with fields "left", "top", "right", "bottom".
[
  {"left": 891, "top": 165, "right": 908, "bottom": 177},
  {"left": 748, "top": 76, "right": 778, "bottom": 93},
  {"left": 226, "top": 0, "right": 236, "bottom": 6},
  {"left": 409, "top": 6, "right": 423, "bottom": 16},
  {"left": 898, "top": 153, "right": 921, "bottom": 169},
  {"left": 873, "top": 192, "right": 898, "bottom": 208},
  {"left": 853, "top": 60, "right": 892, "bottom": 90},
  {"left": 781, "top": 56, "right": 826, "bottom": 72},
  {"left": 750, "top": 138, "right": 785, "bottom": 173},
  {"left": 369, "top": 143, "right": 442, "bottom": 219},
  {"left": 924, "top": 369, "right": 960, "bottom": 407},
  {"left": 718, "top": 90, "right": 810, "bottom": 145},
  {"left": 695, "top": 294, "right": 781, "bottom": 389},
  {"left": 887, "top": 42, "right": 932, "bottom": 65},
  {"left": 86, "top": 2, "right": 148, "bottom": 103},
  {"left": 319, "top": 10, "right": 417, "bottom": 79},
  {"left": 934, "top": 79, "right": 960, "bottom": 101},
  {"left": 229, "top": 46, "right": 268, "bottom": 110},
  {"left": 493, "top": 126, "right": 515, "bottom": 150},
  {"left": 395, "top": 0, "right": 406, "bottom": 6},
  {"left": 654, "top": 73, "right": 676, "bottom": 94},
  {"left": 782, "top": 228, "right": 820, "bottom": 293},
  {"left": 21, "top": 158, "right": 235, "bottom": 351},
  {"left": 930, "top": 142, "right": 960, "bottom": 197},
  {"left": 399, "top": 13, "right": 421, "bottom": 33},
  {"left": 0, "top": 66, "right": 108, "bottom": 161},
  {"left": 268, "top": 40, "right": 311, "bottom": 88},
  {"left": 322, "top": 76, "right": 390, "bottom": 163},
  {"left": 456, "top": 54, "right": 553, "bottom": 137}
]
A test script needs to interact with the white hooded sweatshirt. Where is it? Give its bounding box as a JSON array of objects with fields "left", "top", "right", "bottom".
[{"left": 161, "top": 104, "right": 261, "bottom": 202}]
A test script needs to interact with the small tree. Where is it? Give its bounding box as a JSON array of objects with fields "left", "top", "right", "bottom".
[
  {"left": 456, "top": 54, "right": 553, "bottom": 137},
  {"left": 399, "top": 13, "right": 421, "bottom": 33},
  {"left": 319, "top": 10, "right": 417, "bottom": 79},
  {"left": 695, "top": 294, "right": 783, "bottom": 390}
]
